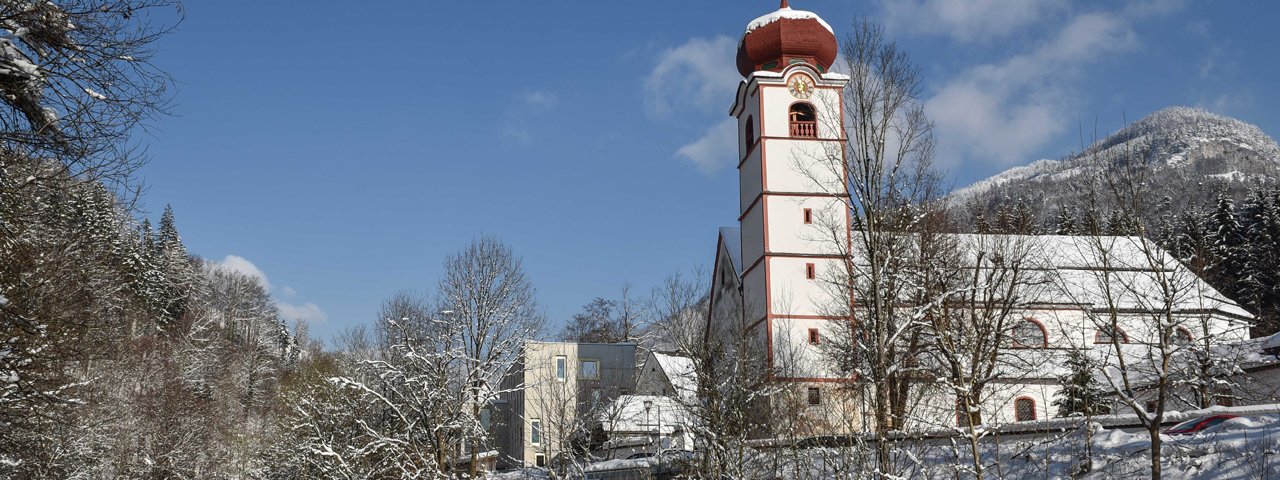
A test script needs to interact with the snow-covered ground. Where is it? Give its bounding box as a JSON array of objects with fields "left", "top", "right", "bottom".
[
  {"left": 773, "top": 409, "right": 1280, "bottom": 479},
  {"left": 503, "top": 406, "right": 1280, "bottom": 479}
]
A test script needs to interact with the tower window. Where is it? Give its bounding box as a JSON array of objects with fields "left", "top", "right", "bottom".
[
  {"left": 789, "top": 103, "right": 816, "bottom": 138},
  {"left": 744, "top": 116, "right": 756, "bottom": 153},
  {"left": 803, "top": 208, "right": 813, "bottom": 224},
  {"left": 805, "top": 263, "right": 816, "bottom": 280},
  {"left": 808, "top": 328, "right": 820, "bottom": 345},
  {"left": 807, "top": 387, "right": 821, "bottom": 406}
]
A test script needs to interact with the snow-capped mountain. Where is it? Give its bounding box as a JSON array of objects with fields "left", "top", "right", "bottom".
[{"left": 953, "top": 107, "right": 1280, "bottom": 222}]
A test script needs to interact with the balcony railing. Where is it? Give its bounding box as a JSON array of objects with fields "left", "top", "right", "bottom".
[{"left": 790, "top": 121, "right": 817, "bottom": 138}]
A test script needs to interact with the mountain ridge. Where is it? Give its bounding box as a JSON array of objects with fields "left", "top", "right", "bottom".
[{"left": 953, "top": 107, "right": 1280, "bottom": 223}]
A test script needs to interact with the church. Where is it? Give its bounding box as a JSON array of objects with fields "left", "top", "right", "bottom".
[{"left": 704, "top": 2, "right": 1254, "bottom": 433}]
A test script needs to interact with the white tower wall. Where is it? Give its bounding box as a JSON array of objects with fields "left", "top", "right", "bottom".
[{"left": 731, "top": 64, "right": 851, "bottom": 380}]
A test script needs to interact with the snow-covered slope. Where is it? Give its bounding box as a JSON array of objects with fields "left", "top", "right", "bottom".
[{"left": 953, "top": 107, "right": 1280, "bottom": 220}]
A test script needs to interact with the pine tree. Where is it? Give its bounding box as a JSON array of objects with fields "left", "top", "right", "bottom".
[
  {"left": 1053, "top": 349, "right": 1111, "bottom": 417},
  {"left": 1053, "top": 208, "right": 1076, "bottom": 235},
  {"left": 155, "top": 205, "right": 194, "bottom": 326}
]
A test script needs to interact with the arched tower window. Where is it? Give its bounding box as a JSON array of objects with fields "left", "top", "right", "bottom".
[
  {"left": 789, "top": 103, "right": 816, "bottom": 138},
  {"left": 744, "top": 116, "right": 756, "bottom": 153}
]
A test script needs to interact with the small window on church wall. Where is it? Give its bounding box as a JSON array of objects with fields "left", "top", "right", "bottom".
[
  {"left": 1014, "top": 397, "right": 1036, "bottom": 422},
  {"left": 1010, "top": 318, "right": 1047, "bottom": 348},
  {"left": 1214, "top": 386, "right": 1234, "bottom": 407},
  {"left": 803, "top": 208, "right": 813, "bottom": 224},
  {"left": 805, "top": 263, "right": 816, "bottom": 280},
  {"left": 807, "top": 387, "right": 821, "bottom": 406},
  {"left": 1173, "top": 327, "right": 1193, "bottom": 345},
  {"left": 808, "top": 328, "right": 820, "bottom": 345},
  {"left": 789, "top": 103, "right": 816, "bottom": 138},
  {"left": 744, "top": 116, "right": 756, "bottom": 153},
  {"left": 1095, "top": 326, "right": 1128, "bottom": 344}
]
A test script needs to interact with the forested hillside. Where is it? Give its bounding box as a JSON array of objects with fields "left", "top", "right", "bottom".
[
  {"left": 956, "top": 107, "right": 1280, "bottom": 335},
  {"left": 0, "top": 1, "right": 314, "bottom": 476}
]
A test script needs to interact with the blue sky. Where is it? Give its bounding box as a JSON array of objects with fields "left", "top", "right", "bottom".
[{"left": 136, "top": 0, "right": 1280, "bottom": 342}]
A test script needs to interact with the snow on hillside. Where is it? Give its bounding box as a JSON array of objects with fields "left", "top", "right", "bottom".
[{"left": 952, "top": 107, "right": 1280, "bottom": 204}]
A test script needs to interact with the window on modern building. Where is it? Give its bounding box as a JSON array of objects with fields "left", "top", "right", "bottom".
[
  {"left": 803, "top": 208, "right": 813, "bottom": 224},
  {"left": 807, "top": 387, "right": 821, "bottom": 406},
  {"left": 805, "top": 263, "right": 816, "bottom": 280},
  {"left": 808, "top": 328, "right": 820, "bottom": 345},
  {"left": 1094, "top": 325, "right": 1129, "bottom": 344},
  {"left": 535, "top": 454, "right": 546, "bottom": 467},
  {"left": 555, "top": 356, "right": 567, "bottom": 381},
  {"left": 789, "top": 103, "right": 817, "bottom": 138},
  {"left": 530, "top": 419, "right": 542, "bottom": 445},
  {"left": 580, "top": 359, "right": 600, "bottom": 380},
  {"left": 1014, "top": 397, "right": 1036, "bottom": 422},
  {"left": 744, "top": 116, "right": 756, "bottom": 152},
  {"left": 1173, "top": 327, "right": 1193, "bottom": 345},
  {"left": 1010, "top": 318, "right": 1047, "bottom": 348}
]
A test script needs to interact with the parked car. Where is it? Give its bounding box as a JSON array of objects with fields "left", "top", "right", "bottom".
[{"left": 1164, "top": 414, "right": 1239, "bottom": 435}]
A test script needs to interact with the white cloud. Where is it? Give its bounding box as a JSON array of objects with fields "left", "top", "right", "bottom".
[
  {"left": 502, "top": 90, "right": 558, "bottom": 143},
  {"left": 502, "top": 126, "right": 533, "bottom": 144},
  {"left": 676, "top": 117, "right": 738, "bottom": 173},
  {"left": 522, "top": 90, "right": 558, "bottom": 110},
  {"left": 278, "top": 302, "right": 328, "bottom": 325},
  {"left": 645, "top": 36, "right": 740, "bottom": 117},
  {"left": 213, "top": 255, "right": 328, "bottom": 325},
  {"left": 215, "top": 255, "right": 270, "bottom": 290},
  {"left": 880, "top": 0, "right": 1066, "bottom": 42},
  {"left": 925, "top": 12, "right": 1142, "bottom": 168}
]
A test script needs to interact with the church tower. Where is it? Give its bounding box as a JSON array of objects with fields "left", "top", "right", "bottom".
[{"left": 728, "top": 1, "right": 850, "bottom": 382}]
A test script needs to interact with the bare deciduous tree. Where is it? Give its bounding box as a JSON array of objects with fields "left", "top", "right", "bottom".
[
  {"left": 801, "top": 18, "right": 940, "bottom": 477},
  {"left": 437, "top": 236, "right": 544, "bottom": 477}
]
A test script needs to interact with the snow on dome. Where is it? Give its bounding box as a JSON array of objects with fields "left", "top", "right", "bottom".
[
  {"left": 745, "top": 7, "right": 833, "bottom": 35},
  {"left": 736, "top": 3, "right": 839, "bottom": 78}
]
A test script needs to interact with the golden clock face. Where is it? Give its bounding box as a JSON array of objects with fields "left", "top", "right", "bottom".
[{"left": 788, "top": 75, "right": 814, "bottom": 99}]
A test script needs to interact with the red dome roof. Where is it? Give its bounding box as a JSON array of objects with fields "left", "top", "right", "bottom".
[{"left": 736, "top": 2, "right": 838, "bottom": 78}]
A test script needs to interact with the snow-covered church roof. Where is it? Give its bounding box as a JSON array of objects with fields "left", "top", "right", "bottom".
[{"left": 719, "top": 226, "right": 742, "bottom": 276}]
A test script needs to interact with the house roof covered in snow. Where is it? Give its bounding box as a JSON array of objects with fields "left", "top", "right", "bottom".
[{"left": 648, "top": 351, "right": 698, "bottom": 402}]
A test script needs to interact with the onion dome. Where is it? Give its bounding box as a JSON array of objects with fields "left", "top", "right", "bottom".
[{"left": 736, "top": 1, "right": 838, "bottom": 78}]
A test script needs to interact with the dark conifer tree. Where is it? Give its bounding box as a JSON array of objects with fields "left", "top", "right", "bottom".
[{"left": 1053, "top": 349, "right": 1112, "bottom": 417}]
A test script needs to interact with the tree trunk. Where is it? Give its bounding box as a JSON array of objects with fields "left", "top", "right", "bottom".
[{"left": 1149, "top": 424, "right": 1162, "bottom": 479}]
